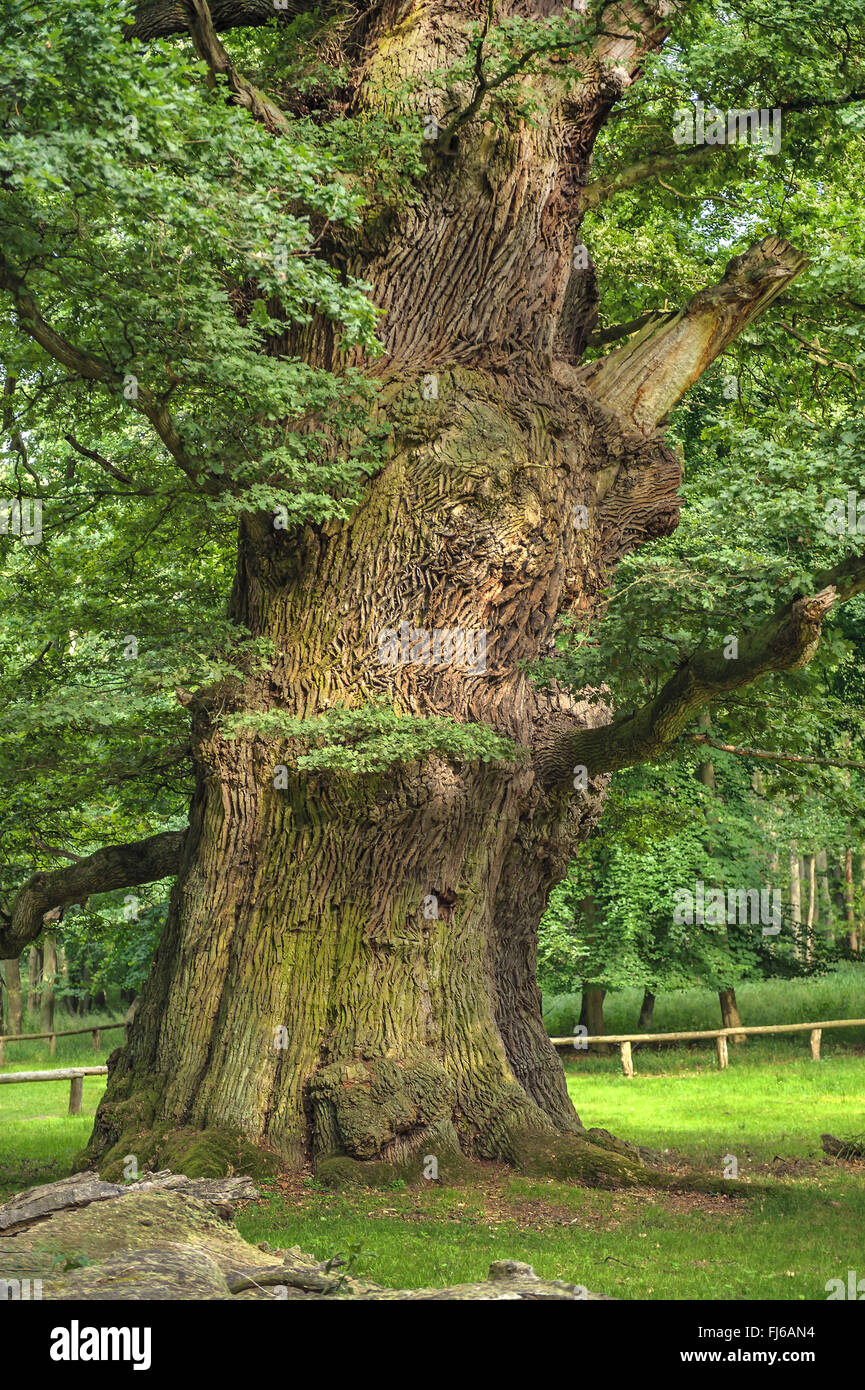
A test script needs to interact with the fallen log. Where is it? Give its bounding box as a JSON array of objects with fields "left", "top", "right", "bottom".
[{"left": 0, "top": 1171, "right": 612, "bottom": 1300}]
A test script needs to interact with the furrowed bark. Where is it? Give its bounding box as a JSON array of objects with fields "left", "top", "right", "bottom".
[{"left": 0, "top": 832, "right": 186, "bottom": 958}]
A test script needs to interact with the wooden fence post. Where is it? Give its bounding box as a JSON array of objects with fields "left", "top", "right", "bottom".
[
  {"left": 810, "top": 1028, "right": 822, "bottom": 1061},
  {"left": 716, "top": 1034, "right": 729, "bottom": 1069},
  {"left": 620, "top": 1041, "right": 634, "bottom": 1077},
  {"left": 68, "top": 1075, "right": 83, "bottom": 1115}
]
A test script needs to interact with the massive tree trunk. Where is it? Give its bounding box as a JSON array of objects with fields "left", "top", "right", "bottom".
[{"left": 1, "top": 1, "right": 818, "bottom": 1186}]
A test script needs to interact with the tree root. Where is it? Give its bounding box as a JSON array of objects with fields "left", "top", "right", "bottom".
[
  {"left": 81, "top": 1124, "right": 279, "bottom": 1184},
  {"left": 821, "top": 1132, "right": 865, "bottom": 1161},
  {"left": 504, "top": 1128, "right": 760, "bottom": 1195}
]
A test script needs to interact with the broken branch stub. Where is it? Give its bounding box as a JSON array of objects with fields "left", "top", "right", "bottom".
[{"left": 579, "top": 237, "right": 808, "bottom": 434}]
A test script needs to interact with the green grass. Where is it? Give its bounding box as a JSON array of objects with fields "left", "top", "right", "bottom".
[
  {"left": 1, "top": 991, "right": 864, "bottom": 1298},
  {"left": 562, "top": 1039, "right": 865, "bottom": 1161},
  {"left": 233, "top": 1169, "right": 865, "bottom": 1300},
  {"left": 0, "top": 1009, "right": 121, "bottom": 1199}
]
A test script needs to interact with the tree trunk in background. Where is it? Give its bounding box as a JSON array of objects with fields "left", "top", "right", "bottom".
[
  {"left": 844, "top": 846, "right": 858, "bottom": 953},
  {"left": 698, "top": 717, "right": 745, "bottom": 1042},
  {"left": 583, "top": 987, "right": 607, "bottom": 1054},
  {"left": 805, "top": 853, "right": 816, "bottom": 962},
  {"left": 638, "top": 990, "right": 656, "bottom": 1030},
  {"left": 58, "top": 945, "right": 73, "bottom": 1014},
  {"left": 817, "top": 849, "right": 833, "bottom": 943},
  {"left": 78, "top": 960, "right": 93, "bottom": 1016},
  {"left": 719, "top": 987, "right": 744, "bottom": 1039},
  {"left": 789, "top": 846, "right": 802, "bottom": 958},
  {"left": 766, "top": 849, "right": 779, "bottom": 957},
  {"left": 797, "top": 855, "right": 808, "bottom": 957},
  {"left": 828, "top": 854, "right": 846, "bottom": 936},
  {"left": 40, "top": 933, "right": 57, "bottom": 1039},
  {"left": 697, "top": 711, "right": 716, "bottom": 794},
  {"left": 27, "top": 946, "right": 41, "bottom": 1017},
  {"left": 2, "top": 957, "right": 23, "bottom": 1035}
]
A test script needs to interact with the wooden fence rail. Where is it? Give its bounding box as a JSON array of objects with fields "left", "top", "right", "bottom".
[
  {"left": 0, "top": 1021, "right": 126, "bottom": 1064},
  {"left": 550, "top": 1017, "right": 865, "bottom": 1075},
  {"left": 0, "top": 1066, "right": 108, "bottom": 1114}
]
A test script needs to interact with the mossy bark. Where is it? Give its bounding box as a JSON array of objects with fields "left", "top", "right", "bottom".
[
  {"left": 88, "top": 364, "right": 680, "bottom": 1182},
  {"left": 82, "top": 1, "right": 793, "bottom": 1186}
]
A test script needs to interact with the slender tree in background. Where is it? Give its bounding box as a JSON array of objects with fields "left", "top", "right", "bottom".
[
  {"left": 0, "top": 957, "right": 22, "bottom": 1035},
  {"left": 2, "top": 0, "right": 865, "bottom": 1183}
]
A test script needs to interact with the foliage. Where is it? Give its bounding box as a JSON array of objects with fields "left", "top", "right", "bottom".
[{"left": 222, "top": 702, "right": 521, "bottom": 772}]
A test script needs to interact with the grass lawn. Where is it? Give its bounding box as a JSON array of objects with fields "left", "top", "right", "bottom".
[
  {"left": 1, "top": 993, "right": 863, "bottom": 1299},
  {"left": 564, "top": 1036, "right": 865, "bottom": 1161}
]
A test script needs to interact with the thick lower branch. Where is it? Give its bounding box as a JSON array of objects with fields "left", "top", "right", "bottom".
[
  {"left": 128, "top": 0, "right": 310, "bottom": 41},
  {"left": 536, "top": 551, "right": 865, "bottom": 786},
  {"left": 0, "top": 831, "right": 186, "bottom": 958}
]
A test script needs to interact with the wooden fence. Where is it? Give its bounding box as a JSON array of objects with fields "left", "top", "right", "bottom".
[
  {"left": 0, "top": 1066, "right": 108, "bottom": 1114},
  {"left": 0, "top": 1020, "right": 127, "bottom": 1064},
  {"left": 550, "top": 1017, "right": 865, "bottom": 1075}
]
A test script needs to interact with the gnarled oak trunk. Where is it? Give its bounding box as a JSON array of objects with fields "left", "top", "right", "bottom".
[
  {"left": 90, "top": 356, "right": 679, "bottom": 1182},
  {"left": 33, "top": 0, "right": 804, "bottom": 1185}
]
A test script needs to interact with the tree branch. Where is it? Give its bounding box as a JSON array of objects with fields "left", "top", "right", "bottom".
[
  {"left": 0, "top": 251, "right": 208, "bottom": 492},
  {"left": 582, "top": 143, "right": 719, "bottom": 207},
  {"left": 584, "top": 90, "right": 865, "bottom": 208},
  {"left": 778, "top": 321, "right": 858, "bottom": 384},
  {"left": 575, "top": 236, "right": 807, "bottom": 433},
  {"left": 0, "top": 831, "right": 187, "bottom": 958},
  {"left": 690, "top": 734, "right": 865, "bottom": 773},
  {"left": 64, "top": 435, "right": 157, "bottom": 494},
  {"left": 183, "top": 0, "right": 291, "bottom": 133},
  {"left": 534, "top": 550, "right": 865, "bottom": 787},
  {"left": 128, "top": 0, "right": 309, "bottom": 41},
  {"left": 586, "top": 308, "right": 675, "bottom": 347}
]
